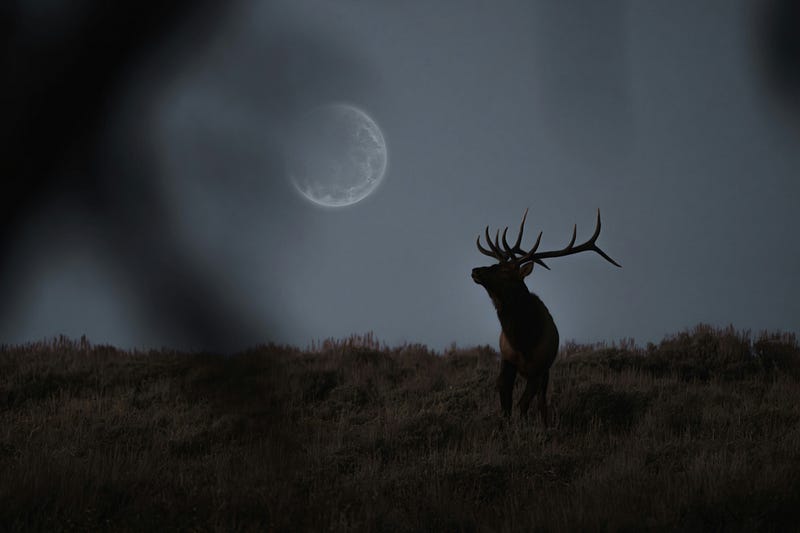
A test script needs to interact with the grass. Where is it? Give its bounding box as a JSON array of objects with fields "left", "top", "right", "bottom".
[{"left": 1, "top": 325, "right": 799, "bottom": 531}]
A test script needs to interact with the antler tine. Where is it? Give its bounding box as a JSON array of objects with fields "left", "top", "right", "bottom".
[
  {"left": 586, "top": 209, "right": 620, "bottom": 266},
  {"left": 532, "top": 209, "right": 622, "bottom": 267},
  {"left": 531, "top": 230, "right": 543, "bottom": 254},
  {"left": 495, "top": 230, "right": 515, "bottom": 262},
  {"left": 477, "top": 226, "right": 509, "bottom": 261},
  {"left": 512, "top": 208, "right": 528, "bottom": 252},
  {"left": 567, "top": 224, "right": 577, "bottom": 248},
  {"left": 488, "top": 227, "right": 507, "bottom": 258},
  {"left": 502, "top": 227, "right": 526, "bottom": 257},
  {"left": 501, "top": 209, "right": 539, "bottom": 262},
  {"left": 484, "top": 226, "right": 497, "bottom": 253},
  {"left": 594, "top": 247, "right": 622, "bottom": 268},
  {"left": 517, "top": 230, "right": 550, "bottom": 269},
  {"left": 476, "top": 234, "right": 497, "bottom": 258}
]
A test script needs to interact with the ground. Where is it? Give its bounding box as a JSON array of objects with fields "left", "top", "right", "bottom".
[{"left": 1, "top": 325, "right": 799, "bottom": 531}]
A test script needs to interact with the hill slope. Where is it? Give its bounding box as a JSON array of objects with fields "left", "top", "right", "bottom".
[{"left": 1, "top": 325, "right": 799, "bottom": 531}]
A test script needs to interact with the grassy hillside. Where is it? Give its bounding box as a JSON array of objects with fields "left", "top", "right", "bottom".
[{"left": 1, "top": 325, "right": 799, "bottom": 531}]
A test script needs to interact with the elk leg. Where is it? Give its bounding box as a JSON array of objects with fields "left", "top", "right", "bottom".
[
  {"left": 518, "top": 377, "right": 540, "bottom": 418},
  {"left": 496, "top": 360, "right": 517, "bottom": 417},
  {"left": 537, "top": 371, "right": 550, "bottom": 427}
]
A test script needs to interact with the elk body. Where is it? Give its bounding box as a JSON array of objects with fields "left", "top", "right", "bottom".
[{"left": 472, "top": 209, "right": 620, "bottom": 424}]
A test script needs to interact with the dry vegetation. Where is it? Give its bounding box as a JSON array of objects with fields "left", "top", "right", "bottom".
[{"left": 1, "top": 325, "right": 800, "bottom": 531}]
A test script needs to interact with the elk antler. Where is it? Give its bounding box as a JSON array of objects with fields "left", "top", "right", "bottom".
[
  {"left": 476, "top": 209, "right": 621, "bottom": 269},
  {"left": 530, "top": 209, "right": 622, "bottom": 268}
]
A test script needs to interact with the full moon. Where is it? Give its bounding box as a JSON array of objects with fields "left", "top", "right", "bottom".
[{"left": 286, "top": 103, "right": 388, "bottom": 208}]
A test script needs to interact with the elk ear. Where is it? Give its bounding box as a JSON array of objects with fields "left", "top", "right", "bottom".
[{"left": 519, "top": 262, "right": 534, "bottom": 278}]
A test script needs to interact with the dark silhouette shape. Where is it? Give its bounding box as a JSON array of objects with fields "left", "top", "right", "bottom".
[
  {"left": 471, "top": 209, "right": 621, "bottom": 423},
  {"left": 758, "top": 0, "right": 800, "bottom": 116},
  {"left": 0, "top": 3, "right": 371, "bottom": 350},
  {"left": 0, "top": 2, "right": 248, "bottom": 350}
]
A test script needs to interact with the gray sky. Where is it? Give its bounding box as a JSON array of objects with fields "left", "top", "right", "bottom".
[{"left": 2, "top": 0, "right": 799, "bottom": 351}]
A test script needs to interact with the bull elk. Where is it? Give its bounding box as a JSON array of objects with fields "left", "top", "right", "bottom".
[{"left": 471, "top": 209, "right": 621, "bottom": 424}]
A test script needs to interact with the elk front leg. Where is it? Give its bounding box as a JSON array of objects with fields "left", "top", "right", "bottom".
[
  {"left": 518, "top": 377, "right": 540, "bottom": 418},
  {"left": 537, "top": 371, "right": 550, "bottom": 427},
  {"left": 496, "top": 360, "right": 517, "bottom": 417}
]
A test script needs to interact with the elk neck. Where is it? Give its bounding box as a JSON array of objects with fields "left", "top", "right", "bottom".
[
  {"left": 492, "top": 281, "right": 552, "bottom": 352},
  {"left": 486, "top": 279, "right": 531, "bottom": 315}
]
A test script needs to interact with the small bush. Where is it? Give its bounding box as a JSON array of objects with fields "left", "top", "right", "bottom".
[
  {"left": 753, "top": 330, "right": 800, "bottom": 376},
  {"left": 559, "top": 383, "right": 651, "bottom": 431}
]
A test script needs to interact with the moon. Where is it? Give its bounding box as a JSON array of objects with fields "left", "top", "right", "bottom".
[{"left": 286, "top": 103, "right": 388, "bottom": 208}]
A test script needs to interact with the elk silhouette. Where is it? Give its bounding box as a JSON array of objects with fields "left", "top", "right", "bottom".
[{"left": 472, "top": 209, "right": 620, "bottom": 424}]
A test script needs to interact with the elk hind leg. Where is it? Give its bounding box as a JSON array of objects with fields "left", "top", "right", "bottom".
[
  {"left": 496, "top": 360, "right": 517, "bottom": 417},
  {"left": 518, "top": 377, "right": 540, "bottom": 418}
]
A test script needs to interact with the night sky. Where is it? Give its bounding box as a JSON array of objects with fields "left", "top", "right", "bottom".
[{"left": 2, "top": 1, "right": 799, "bottom": 352}]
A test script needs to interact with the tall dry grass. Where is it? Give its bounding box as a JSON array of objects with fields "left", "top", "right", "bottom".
[{"left": 1, "top": 325, "right": 799, "bottom": 531}]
